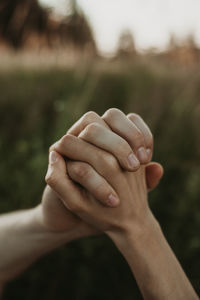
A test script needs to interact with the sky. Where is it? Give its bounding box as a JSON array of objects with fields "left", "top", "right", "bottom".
[{"left": 40, "top": 0, "right": 200, "bottom": 54}]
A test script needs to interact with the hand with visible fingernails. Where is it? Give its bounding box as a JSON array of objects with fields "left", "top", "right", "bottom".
[
  {"left": 44, "top": 111, "right": 199, "bottom": 300},
  {"left": 46, "top": 149, "right": 150, "bottom": 234},
  {"left": 42, "top": 109, "right": 163, "bottom": 236}
]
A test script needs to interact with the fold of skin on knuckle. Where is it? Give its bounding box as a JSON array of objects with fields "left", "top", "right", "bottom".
[
  {"left": 53, "top": 134, "right": 75, "bottom": 156},
  {"left": 79, "top": 122, "right": 101, "bottom": 140},
  {"left": 98, "top": 152, "right": 120, "bottom": 178},
  {"left": 83, "top": 111, "right": 99, "bottom": 122},
  {"left": 81, "top": 111, "right": 110, "bottom": 131},
  {"left": 60, "top": 134, "right": 73, "bottom": 147},
  {"left": 80, "top": 111, "right": 99, "bottom": 130},
  {"left": 103, "top": 108, "right": 123, "bottom": 123},
  {"left": 49, "top": 143, "right": 56, "bottom": 153},
  {"left": 68, "top": 111, "right": 100, "bottom": 134},
  {"left": 45, "top": 169, "right": 58, "bottom": 188},
  {"left": 65, "top": 199, "right": 82, "bottom": 214},
  {"left": 127, "top": 112, "right": 139, "bottom": 120},
  {"left": 67, "top": 162, "right": 92, "bottom": 182},
  {"left": 49, "top": 135, "right": 70, "bottom": 153}
]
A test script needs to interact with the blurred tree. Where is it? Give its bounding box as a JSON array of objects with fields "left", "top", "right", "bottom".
[
  {"left": 59, "top": 12, "right": 96, "bottom": 53},
  {"left": 0, "top": 0, "right": 49, "bottom": 49},
  {"left": 116, "top": 29, "right": 137, "bottom": 59},
  {"left": 0, "top": 64, "right": 200, "bottom": 299},
  {"left": 168, "top": 33, "right": 178, "bottom": 51},
  {"left": 0, "top": 0, "right": 96, "bottom": 54},
  {"left": 165, "top": 32, "right": 200, "bottom": 67},
  {"left": 184, "top": 33, "right": 198, "bottom": 49},
  {"left": 68, "top": 0, "right": 78, "bottom": 15}
]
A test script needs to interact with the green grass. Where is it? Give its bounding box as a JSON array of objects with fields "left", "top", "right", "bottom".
[{"left": 0, "top": 60, "right": 200, "bottom": 299}]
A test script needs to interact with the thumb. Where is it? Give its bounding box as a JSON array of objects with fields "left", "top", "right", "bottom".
[
  {"left": 145, "top": 162, "right": 164, "bottom": 192},
  {"left": 45, "top": 151, "right": 83, "bottom": 210}
]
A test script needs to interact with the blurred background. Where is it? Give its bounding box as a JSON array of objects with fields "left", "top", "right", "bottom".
[{"left": 0, "top": 0, "right": 200, "bottom": 299}]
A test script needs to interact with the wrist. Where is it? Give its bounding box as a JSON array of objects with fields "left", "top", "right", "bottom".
[
  {"left": 32, "top": 204, "right": 98, "bottom": 243},
  {"left": 29, "top": 205, "right": 80, "bottom": 245},
  {"left": 107, "top": 210, "right": 161, "bottom": 255},
  {"left": 108, "top": 213, "right": 199, "bottom": 300}
]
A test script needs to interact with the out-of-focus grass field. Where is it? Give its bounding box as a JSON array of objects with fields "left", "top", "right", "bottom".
[{"left": 0, "top": 59, "right": 200, "bottom": 299}]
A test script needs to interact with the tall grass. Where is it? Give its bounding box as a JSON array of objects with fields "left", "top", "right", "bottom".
[{"left": 0, "top": 59, "right": 200, "bottom": 299}]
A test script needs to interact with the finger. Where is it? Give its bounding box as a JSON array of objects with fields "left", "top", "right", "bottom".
[
  {"left": 79, "top": 122, "right": 140, "bottom": 171},
  {"left": 68, "top": 111, "right": 109, "bottom": 136},
  {"left": 67, "top": 161, "right": 120, "bottom": 207},
  {"left": 50, "top": 134, "right": 125, "bottom": 192},
  {"left": 127, "top": 113, "right": 153, "bottom": 160},
  {"left": 102, "top": 108, "right": 149, "bottom": 164},
  {"left": 45, "top": 151, "right": 86, "bottom": 213},
  {"left": 145, "top": 162, "right": 164, "bottom": 192}
]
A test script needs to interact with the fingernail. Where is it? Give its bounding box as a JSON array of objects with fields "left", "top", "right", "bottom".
[
  {"left": 137, "top": 147, "right": 148, "bottom": 163},
  {"left": 107, "top": 194, "right": 120, "bottom": 207},
  {"left": 146, "top": 148, "right": 152, "bottom": 160},
  {"left": 128, "top": 153, "right": 140, "bottom": 169},
  {"left": 49, "top": 151, "right": 58, "bottom": 164}
]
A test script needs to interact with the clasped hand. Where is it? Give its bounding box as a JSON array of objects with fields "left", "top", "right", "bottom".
[{"left": 42, "top": 108, "right": 163, "bottom": 240}]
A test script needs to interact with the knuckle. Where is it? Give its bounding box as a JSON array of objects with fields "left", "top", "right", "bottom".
[
  {"left": 58, "top": 134, "right": 73, "bottom": 149},
  {"left": 49, "top": 144, "right": 54, "bottom": 152},
  {"left": 67, "top": 201, "right": 83, "bottom": 214},
  {"left": 101, "top": 152, "right": 119, "bottom": 170},
  {"left": 45, "top": 171, "right": 58, "bottom": 187},
  {"left": 60, "top": 134, "right": 71, "bottom": 145},
  {"left": 49, "top": 142, "right": 58, "bottom": 153},
  {"left": 69, "top": 162, "right": 92, "bottom": 180},
  {"left": 82, "top": 111, "right": 99, "bottom": 124},
  {"left": 127, "top": 112, "right": 140, "bottom": 121},
  {"left": 104, "top": 108, "right": 121, "bottom": 120},
  {"left": 49, "top": 135, "right": 73, "bottom": 153},
  {"left": 83, "top": 122, "right": 100, "bottom": 138}
]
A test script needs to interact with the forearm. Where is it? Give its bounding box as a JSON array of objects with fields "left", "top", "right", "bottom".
[
  {"left": 0, "top": 205, "right": 82, "bottom": 284},
  {"left": 109, "top": 212, "right": 198, "bottom": 300}
]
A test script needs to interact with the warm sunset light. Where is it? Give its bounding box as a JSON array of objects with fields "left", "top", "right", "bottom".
[{"left": 40, "top": 0, "right": 200, "bottom": 53}]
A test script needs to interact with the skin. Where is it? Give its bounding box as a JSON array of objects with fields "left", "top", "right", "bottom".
[
  {"left": 42, "top": 109, "right": 162, "bottom": 232},
  {"left": 46, "top": 110, "right": 198, "bottom": 300},
  {"left": 0, "top": 109, "right": 163, "bottom": 296}
]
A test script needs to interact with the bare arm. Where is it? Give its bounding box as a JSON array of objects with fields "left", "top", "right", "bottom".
[
  {"left": 48, "top": 152, "right": 198, "bottom": 299},
  {"left": 0, "top": 109, "right": 161, "bottom": 288},
  {"left": 0, "top": 205, "right": 85, "bottom": 285},
  {"left": 109, "top": 213, "right": 198, "bottom": 300},
  {"left": 48, "top": 109, "right": 199, "bottom": 300}
]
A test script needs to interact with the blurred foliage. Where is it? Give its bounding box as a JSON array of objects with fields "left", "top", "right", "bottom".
[
  {"left": 0, "top": 61, "right": 200, "bottom": 299},
  {"left": 0, "top": 0, "right": 49, "bottom": 49},
  {"left": 0, "top": 0, "right": 96, "bottom": 52}
]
